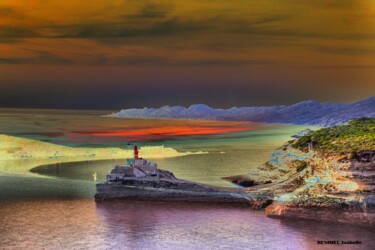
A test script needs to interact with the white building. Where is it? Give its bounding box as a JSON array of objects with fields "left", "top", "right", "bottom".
[{"left": 106, "top": 146, "right": 158, "bottom": 181}]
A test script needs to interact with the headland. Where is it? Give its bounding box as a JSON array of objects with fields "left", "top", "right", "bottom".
[{"left": 95, "top": 118, "right": 375, "bottom": 227}]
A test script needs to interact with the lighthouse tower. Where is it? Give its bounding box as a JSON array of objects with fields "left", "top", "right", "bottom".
[
  {"left": 106, "top": 144, "right": 158, "bottom": 181},
  {"left": 133, "top": 145, "right": 139, "bottom": 159}
]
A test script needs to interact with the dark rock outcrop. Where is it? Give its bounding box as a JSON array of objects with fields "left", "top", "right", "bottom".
[
  {"left": 222, "top": 175, "right": 260, "bottom": 187},
  {"left": 95, "top": 169, "right": 272, "bottom": 207},
  {"left": 265, "top": 197, "right": 375, "bottom": 227}
]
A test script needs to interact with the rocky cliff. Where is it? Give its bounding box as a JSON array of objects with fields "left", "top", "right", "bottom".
[
  {"left": 262, "top": 148, "right": 375, "bottom": 227},
  {"left": 227, "top": 118, "right": 375, "bottom": 226}
]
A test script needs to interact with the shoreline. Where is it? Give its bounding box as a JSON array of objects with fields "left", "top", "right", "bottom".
[
  {"left": 6, "top": 152, "right": 375, "bottom": 228},
  {"left": 94, "top": 169, "right": 273, "bottom": 210},
  {"left": 2, "top": 123, "right": 374, "bottom": 228},
  {"left": 0, "top": 133, "right": 205, "bottom": 175},
  {"left": 24, "top": 147, "right": 375, "bottom": 228},
  {"left": 93, "top": 167, "right": 375, "bottom": 228}
]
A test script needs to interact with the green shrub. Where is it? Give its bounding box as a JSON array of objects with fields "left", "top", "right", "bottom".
[
  {"left": 295, "top": 160, "right": 307, "bottom": 172},
  {"left": 292, "top": 118, "right": 375, "bottom": 154}
]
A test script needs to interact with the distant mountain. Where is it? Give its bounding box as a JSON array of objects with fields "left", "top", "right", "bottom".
[{"left": 108, "top": 96, "right": 375, "bottom": 126}]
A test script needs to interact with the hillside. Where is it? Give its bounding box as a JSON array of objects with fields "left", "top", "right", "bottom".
[
  {"left": 108, "top": 96, "right": 375, "bottom": 127},
  {"left": 0, "top": 134, "right": 203, "bottom": 174},
  {"left": 293, "top": 118, "right": 375, "bottom": 154}
]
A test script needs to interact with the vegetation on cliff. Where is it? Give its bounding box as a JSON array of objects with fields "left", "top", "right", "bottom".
[{"left": 293, "top": 118, "right": 375, "bottom": 154}]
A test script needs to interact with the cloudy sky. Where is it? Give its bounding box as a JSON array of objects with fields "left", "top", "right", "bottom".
[{"left": 1, "top": 0, "right": 375, "bottom": 109}]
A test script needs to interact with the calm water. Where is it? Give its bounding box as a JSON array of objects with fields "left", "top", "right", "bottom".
[
  {"left": 1, "top": 109, "right": 374, "bottom": 249},
  {"left": 0, "top": 199, "right": 374, "bottom": 250}
]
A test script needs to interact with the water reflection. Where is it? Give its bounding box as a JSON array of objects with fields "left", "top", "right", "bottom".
[
  {"left": 1, "top": 199, "right": 374, "bottom": 249},
  {"left": 95, "top": 201, "right": 375, "bottom": 250},
  {"left": 95, "top": 201, "right": 305, "bottom": 249}
]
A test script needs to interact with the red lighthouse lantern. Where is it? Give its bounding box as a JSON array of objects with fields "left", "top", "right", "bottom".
[{"left": 134, "top": 145, "right": 139, "bottom": 159}]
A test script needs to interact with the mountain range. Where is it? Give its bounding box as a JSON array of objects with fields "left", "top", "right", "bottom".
[{"left": 108, "top": 96, "right": 375, "bottom": 126}]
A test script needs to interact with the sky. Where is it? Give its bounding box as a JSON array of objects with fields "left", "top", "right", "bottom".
[{"left": 1, "top": 0, "right": 375, "bottom": 109}]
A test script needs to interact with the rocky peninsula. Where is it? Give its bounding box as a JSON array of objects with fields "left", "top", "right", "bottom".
[
  {"left": 95, "top": 118, "right": 375, "bottom": 227},
  {"left": 95, "top": 169, "right": 272, "bottom": 209},
  {"left": 227, "top": 118, "right": 375, "bottom": 227}
]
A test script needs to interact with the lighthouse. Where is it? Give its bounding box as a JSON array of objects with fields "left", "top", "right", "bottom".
[
  {"left": 106, "top": 145, "right": 158, "bottom": 181},
  {"left": 134, "top": 145, "right": 139, "bottom": 159}
]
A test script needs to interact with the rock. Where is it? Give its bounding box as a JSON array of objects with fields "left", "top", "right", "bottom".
[
  {"left": 265, "top": 200, "right": 375, "bottom": 227},
  {"left": 249, "top": 199, "right": 273, "bottom": 210},
  {"left": 95, "top": 169, "right": 272, "bottom": 206},
  {"left": 364, "top": 195, "right": 375, "bottom": 212},
  {"left": 354, "top": 151, "right": 375, "bottom": 163},
  {"left": 222, "top": 175, "right": 259, "bottom": 187}
]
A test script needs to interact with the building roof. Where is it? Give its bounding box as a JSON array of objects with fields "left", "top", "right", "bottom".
[{"left": 110, "top": 166, "right": 126, "bottom": 174}]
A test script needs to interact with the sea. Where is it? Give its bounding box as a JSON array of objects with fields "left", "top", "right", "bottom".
[{"left": 0, "top": 108, "right": 374, "bottom": 250}]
